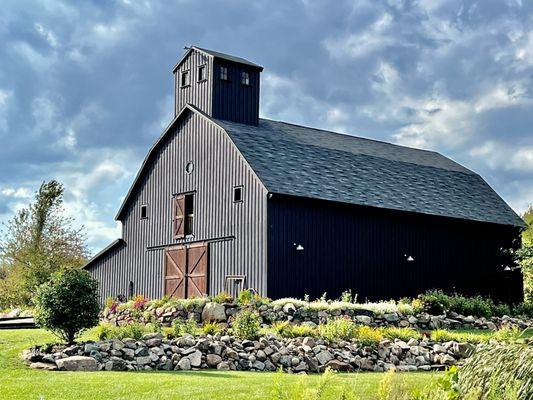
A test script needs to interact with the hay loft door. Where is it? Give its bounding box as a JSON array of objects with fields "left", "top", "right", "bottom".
[{"left": 164, "top": 243, "right": 208, "bottom": 298}]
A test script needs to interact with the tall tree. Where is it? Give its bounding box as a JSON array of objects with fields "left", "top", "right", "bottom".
[{"left": 0, "top": 181, "right": 88, "bottom": 308}]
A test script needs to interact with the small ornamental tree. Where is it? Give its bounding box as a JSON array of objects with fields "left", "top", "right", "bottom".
[{"left": 34, "top": 268, "right": 99, "bottom": 344}]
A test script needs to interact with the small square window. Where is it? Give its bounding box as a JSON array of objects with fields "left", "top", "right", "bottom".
[
  {"left": 220, "top": 66, "right": 228, "bottom": 81},
  {"left": 198, "top": 65, "right": 206, "bottom": 81},
  {"left": 180, "top": 70, "right": 190, "bottom": 87},
  {"left": 233, "top": 186, "right": 243, "bottom": 203},
  {"left": 140, "top": 204, "right": 148, "bottom": 219},
  {"left": 241, "top": 71, "right": 250, "bottom": 86}
]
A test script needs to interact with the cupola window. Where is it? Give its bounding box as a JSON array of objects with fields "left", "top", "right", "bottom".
[
  {"left": 180, "top": 70, "right": 190, "bottom": 87},
  {"left": 241, "top": 71, "right": 250, "bottom": 86},
  {"left": 220, "top": 66, "right": 228, "bottom": 81}
]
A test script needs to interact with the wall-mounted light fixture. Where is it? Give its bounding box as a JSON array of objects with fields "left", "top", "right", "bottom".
[
  {"left": 404, "top": 254, "right": 415, "bottom": 262},
  {"left": 293, "top": 243, "right": 304, "bottom": 251}
]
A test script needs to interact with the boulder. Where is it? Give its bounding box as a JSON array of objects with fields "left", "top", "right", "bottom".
[
  {"left": 206, "top": 354, "right": 222, "bottom": 367},
  {"left": 282, "top": 303, "right": 296, "bottom": 315},
  {"left": 325, "top": 359, "right": 353, "bottom": 372},
  {"left": 217, "top": 361, "right": 230, "bottom": 371},
  {"left": 383, "top": 313, "right": 399, "bottom": 323},
  {"left": 315, "top": 350, "right": 333, "bottom": 365},
  {"left": 56, "top": 356, "right": 97, "bottom": 371},
  {"left": 202, "top": 302, "right": 227, "bottom": 322},
  {"left": 188, "top": 350, "right": 202, "bottom": 367},
  {"left": 356, "top": 315, "right": 372, "bottom": 325},
  {"left": 177, "top": 357, "right": 191, "bottom": 370},
  {"left": 29, "top": 362, "right": 57, "bottom": 371}
]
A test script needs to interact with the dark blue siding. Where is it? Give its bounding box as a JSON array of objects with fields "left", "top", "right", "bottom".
[
  {"left": 267, "top": 195, "right": 522, "bottom": 303},
  {"left": 212, "top": 60, "right": 260, "bottom": 125}
]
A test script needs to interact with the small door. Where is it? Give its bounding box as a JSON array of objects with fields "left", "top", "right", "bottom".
[{"left": 164, "top": 243, "right": 208, "bottom": 298}]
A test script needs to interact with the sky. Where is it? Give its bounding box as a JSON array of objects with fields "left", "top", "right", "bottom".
[{"left": 0, "top": 0, "right": 532, "bottom": 254}]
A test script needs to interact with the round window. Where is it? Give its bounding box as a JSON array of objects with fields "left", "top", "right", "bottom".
[{"left": 185, "top": 162, "right": 194, "bottom": 174}]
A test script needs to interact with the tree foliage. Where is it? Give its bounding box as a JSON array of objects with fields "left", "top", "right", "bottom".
[
  {"left": 34, "top": 268, "right": 99, "bottom": 344},
  {"left": 0, "top": 180, "right": 88, "bottom": 308},
  {"left": 517, "top": 205, "right": 533, "bottom": 302}
]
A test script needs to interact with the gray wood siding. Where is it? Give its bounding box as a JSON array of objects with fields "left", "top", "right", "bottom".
[
  {"left": 212, "top": 60, "right": 260, "bottom": 125},
  {"left": 174, "top": 49, "right": 213, "bottom": 116},
  {"left": 88, "top": 110, "right": 268, "bottom": 301}
]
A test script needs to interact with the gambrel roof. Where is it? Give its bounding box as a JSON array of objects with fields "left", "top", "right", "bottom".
[
  {"left": 116, "top": 105, "right": 524, "bottom": 227},
  {"left": 216, "top": 118, "right": 525, "bottom": 227}
]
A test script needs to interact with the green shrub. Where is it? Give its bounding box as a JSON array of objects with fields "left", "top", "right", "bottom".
[
  {"left": 318, "top": 317, "right": 358, "bottom": 342},
  {"left": 339, "top": 289, "right": 357, "bottom": 303},
  {"left": 232, "top": 309, "right": 261, "bottom": 340},
  {"left": 34, "top": 269, "right": 99, "bottom": 344},
  {"left": 382, "top": 327, "right": 421, "bottom": 342},
  {"left": 354, "top": 325, "right": 383, "bottom": 346},
  {"left": 172, "top": 315, "right": 200, "bottom": 337},
  {"left": 459, "top": 342, "right": 533, "bottom": 400},
  {"left": 201, "top": 321, "right": 223, "bottom": 335},
  {"left": 271, "top": 323, "right": 318, "bottom": 339},
  {"left": 492, "top": 326, "right": 522, "bottom": 342},
  {"left": 237, "top": 289, "right": 254, "bottom": 306},
  {"left": 512, "top": 301, "right": 533, "bottom": 318},
  {"left": 418, "top": 290, "right": 452, "bottom": 315},
  {"left": 93, "top": 322, "right": 160, "bottom": 340},
  {"left": 212, "top": 291, "right": 233, "bottom": 304}
]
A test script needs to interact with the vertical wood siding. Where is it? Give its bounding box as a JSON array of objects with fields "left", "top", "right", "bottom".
[
  {"left": 174, "top": 50, "right": 213, "bottom": 116},
  {"left": 88, "top": 111, "right": 268, "bottom": 301},
  {"left": 212, "top": 60, "right": 260, "bottom": 125},
  {"left": 267, "top": 195, "right": 522, "bottom": 303}
]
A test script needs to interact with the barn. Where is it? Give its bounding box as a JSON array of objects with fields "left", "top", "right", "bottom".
[{"left": 85, "top": 46, "right": 525, "bottom": 304}]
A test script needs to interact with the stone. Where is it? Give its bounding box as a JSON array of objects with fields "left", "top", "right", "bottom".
[
  {"left": 486, "top": 322, "right": 497, "bottom": 331},
  {"left": 325, "top": 359, "right": 353, "bottom": 372},
  {"left": 122, "top": 348, "right": 135, "bottom": 360},
  {"left": 136, "top": 356, "right": 152, "bottom": 365},
  {"left": 217, "top": 361, "right": 230, "bottom": 371},
  {"left": 384, "top": 313, "right": 399, "bottom": 323},
  {"left": 30, "top": 362, "right": 57, "bottom": 371},
  {"left": 56, "top": 356, "right": 97, "bottom": 371},
  {"left": 356, "top": 315, "right": 372, "bottom": 325},
  {"left": 109, "top": 356, "right": 128, "bottom": 371},
  {"left": 433, "top": 344, "right": 446, "bottom": 354},
  {"left": 188, "top": 350, "right": 202, "bottom": 367},
  {"left": 406, "top": 338, "right": 419, "bottom": 347},
  {"left": 282, "top": 303, "right": 296, "bottom": 315},
  {"left": 302, "top": 337, "right": 316, "bottom": 348},
  {"left": 206, "top": 354, "right": 222, "bottom": 367},
  {"left": 146, "top": 338, "right": 162, "bottom": 347},
  {"left": 142, "top": 332, "right": 163, "bottom": 340},
  {"left": 398, "top": 319, "right": 410, "bottom": 328},
  {"left": 112, "top": 341, "right": 125, "bottom": 351},
  {"left": 84, "top": 343, "right": 99, "bottom": 354},
  {"left": 315, "top": 350, "right": 333, "bottom": 365},
  {"left": 252, "top": 360, "right": 266, "bottom": 370},
  {"left": 453, "top": 342, "right": 475, "bottom": 358},
  {"left": 177, "top": 357, "right": 191, "bottom": 370},
  {"left": 294, "top": 362, "right": 308, "bottom": 372},
  {"left": 202, "top": 302, "right": 227, "bottom": 322},
  {"left": 135, "top": 347, "right": 149, "bottom": 357}
]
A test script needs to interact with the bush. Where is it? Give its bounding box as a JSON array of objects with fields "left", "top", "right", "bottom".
[
  {"left": 382, "top": 327, "right": 420, "bottom": 342},
  {"left": 459, "top": 342, "right": 533, "bottom": 400},
  {"left": 94, "top": 321, "right": 159, "bottom": 340},
  {"left": 212, "top": 291, "right": 233, "bottom": 304},
  {"left": 512, "top": 301, "right": 533, "bottom": 318},
  {"left": 318, "top": 317, "right": 358, "bottom": 342},
  {"left": 232, "top": 309, "right": 261, "bottom": 340},
  {"left": 201, "top": 321, "right": 223, "bottom": 335},
  {"left": 34, "top": 269, "right": 99, "bottom": 344},
  {"left": 418, "top": 290, "right": 514, "bottom": 318},
  {"left": 355, "top": 325, "right": 383, "bottom": 346},
  {"left": 172, "top": 315, "right": 200, "bottom": 337}
]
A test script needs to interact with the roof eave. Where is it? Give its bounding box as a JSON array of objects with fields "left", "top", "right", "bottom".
[{"left": 83, "top": 239, "right": 124, "bottom": 270}]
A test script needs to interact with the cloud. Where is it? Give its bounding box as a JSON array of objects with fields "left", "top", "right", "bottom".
[{"left": 1, "top": 0, "right": 532, "bottom": 253}]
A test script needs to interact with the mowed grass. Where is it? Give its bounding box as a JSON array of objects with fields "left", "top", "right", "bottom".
[{"left": 0, "top": 329, "right": 436, "bottom": 400}]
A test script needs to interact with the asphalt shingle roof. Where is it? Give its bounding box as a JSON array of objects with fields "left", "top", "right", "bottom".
[{"left": 217, "top": 118, "right": 524, "bottom": 227}]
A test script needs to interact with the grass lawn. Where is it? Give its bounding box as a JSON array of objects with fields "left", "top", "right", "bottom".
[{"left": 0, "top": 329, "right": 437, "bottom": 400}]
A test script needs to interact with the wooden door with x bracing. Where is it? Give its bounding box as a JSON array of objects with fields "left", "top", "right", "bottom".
[{"left": 164, "top": 243, "right": 208, "bottom": 298}]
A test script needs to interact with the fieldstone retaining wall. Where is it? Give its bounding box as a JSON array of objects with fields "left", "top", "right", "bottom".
[
  {"left": 23, "top": 333, "right": 477, "bottom": 373},
  {"left": 103, "top": 301, "right": 532, "bottom": 331}
]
